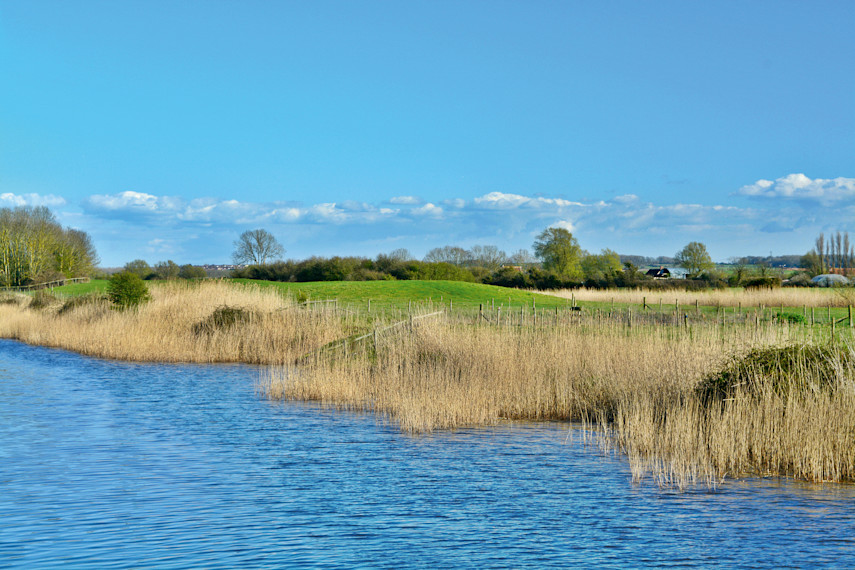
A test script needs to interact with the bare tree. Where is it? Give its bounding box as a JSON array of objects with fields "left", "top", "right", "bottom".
[
  {"left": 387, "top": 248, "right": 412, "bottom": 261},
  {"left": 232, "top": 229, "right": 285, "bottom": 265},
  {"left": 469, "top": 245, "right": 507, "bottom": 270},
  {"left": 509, "top": 249, "right": 536, "bottom": 265},
  {"left": 423, "top": 245, "right": 470, "bottom": 266}
]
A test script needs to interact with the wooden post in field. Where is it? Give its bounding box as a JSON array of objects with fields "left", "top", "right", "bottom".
[
  {"left": 408, "top": 301, "right": 412, "bottom": 315},
  {"left": 643, "top": 296, "right": 647, "bottom": 310},
  {"left": 695, "top": 299, "right": 699, "bottom": 314},
  {"left": 373, "top": 329, "right": 378, "bottom": 351},
  {"left": 811, "top": 307, "right": 815, "bottom": 325},
  {"left": 828, "top": 304, "right": 831, "bottom": 321},
  {"left": 533, "top": 298, "right": 536, "bottom": 310},
  {"left": 659, "top": 298, "right": 662, "bottom": 312},
  {"left": 492, "top": 298, "right": 494, "bottom": 310},
  {"left": 804, "top": 305, "right": 807, "bottom": 321},
  {"left": 849, "top": 306, "right": 852, "bottom": 328},
  {"left": 479, "top": 303, "right": 483, "bottom": 324}
]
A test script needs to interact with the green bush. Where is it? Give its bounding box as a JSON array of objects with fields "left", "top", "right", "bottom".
[
  {"left": 108, "top": 272, "right": 151, "bottom": 309},
  {"left": 777, "top": 312, "right": 807, "bottom": 324},
  {"left": 744, "top": 276, "right": 781, "bottom": 290}
]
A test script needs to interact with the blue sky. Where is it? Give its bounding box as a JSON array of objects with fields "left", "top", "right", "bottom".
[{"left": 1, "top": 0, "right": 853, "bottom": 266}]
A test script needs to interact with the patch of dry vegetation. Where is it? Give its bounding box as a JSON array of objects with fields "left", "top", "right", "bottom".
[
  {"left": 0, "top": 280, "right": 349, "bottom": 363},
  {"left": 548, "top": 286, "right": 850, "bottom": 308},
  {"left": 262, "top": 315, "right": 855, "bottom": 486}
]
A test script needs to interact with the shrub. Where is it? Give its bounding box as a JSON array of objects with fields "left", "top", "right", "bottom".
[
  {"left": 744, "top": 276, "right": 782, "bottom": 290},
  {"left": 108, "top": 272, "right": 151, "bottom": 309},
  {"left": 193, "top": 305, "right": 259, "bottom": 335},
  {"left": 696, "top": 344, "right": 851, "bottom": 404},
  {"left": 777, "top": 312, "right": 807, "bottom": 324},
  {"left": 29, "top": 290, "right": 58, "bottom": 310}
]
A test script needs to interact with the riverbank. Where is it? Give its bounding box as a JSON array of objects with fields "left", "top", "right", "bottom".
[
  {"left": 0, "top": 280, "right": 349, "bottom": 364},
  {"left": 3, "top": 279, "right": 853, "bottom": 486}
]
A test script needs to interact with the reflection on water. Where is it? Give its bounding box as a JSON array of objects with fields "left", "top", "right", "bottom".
[{"left": 1, "top": 339, "right": 854, "bottom": 568}]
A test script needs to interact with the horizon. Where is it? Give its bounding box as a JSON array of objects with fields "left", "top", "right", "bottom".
[{"left": 2, "top": 1, "right": 853, "bottom": 267}]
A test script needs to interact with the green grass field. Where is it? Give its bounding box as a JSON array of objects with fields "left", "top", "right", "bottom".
[
  {"left": 38, "top": 277, "right": 855, "bottom": 326},
  {"left": 228, "top": 278, "right": 576, "bottom": 311}
]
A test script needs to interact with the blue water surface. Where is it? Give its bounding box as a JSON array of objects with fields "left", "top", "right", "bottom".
[{"left": 1, "top": 339, "right": 854, "bottom": 568}]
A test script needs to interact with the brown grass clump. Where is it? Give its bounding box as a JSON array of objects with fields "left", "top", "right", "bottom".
[{"left": 0, "top": 280, "right": 348, "bottom": 364}]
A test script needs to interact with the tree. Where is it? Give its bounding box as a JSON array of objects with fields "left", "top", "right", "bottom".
[
  {"left": 423, "top": 245, "right": 469, "bottom": 266},
  {"left": 232, "top": 229, "right": 284, "bottom": 265},
  {"left": 153, "top": 260, "right": 180, "bottom": 280},
  {"left": 675, "top": 242, "right": 714, "bottom": 278},
  {"left": 580, "top": 249, "right": 622, "bottom": 283},
  {"left": 532, "top": 227, "right": 583, "bottom": 280},
  {"left": 178, "top": 264, "right": 207, "bottom": 279},
  {"left": 124, "top": 259, "right": 154, "bottom": 280},
  {"left": 468, "top": 245, "right": 507, "bottom": 270},
  {"left": 0, "top": 206, "right": 99, "bottom": 287},
  {"left": 108, "top": 271, "right": 151, "bottom": 309},
  {"left": 509, "top": 249, "right": 536, "bottom": 265},
  {"left": 387, "top": 248, "right": 412, "bottom": 261}
]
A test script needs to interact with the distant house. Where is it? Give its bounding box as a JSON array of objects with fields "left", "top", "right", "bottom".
[{"left": 645, "top": 267, "right": 671, "bottom": 279}]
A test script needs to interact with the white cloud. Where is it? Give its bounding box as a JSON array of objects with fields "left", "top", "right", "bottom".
[
  {"left": 552, "top": 220, "right": 576, "bottom": 232},
  {"left": 737, "top": 174, "right": 855, "bottom": 205},
  {"left": 411, "top": 203, "right": 444, "bottom": 217},
  {"left": 0, "top": 192, "right": 67, "bottom": 207},
  {"left": 389, "top": 195, "right": 423, "bottom": 205},
  {"left": 473, "top": 192, "right": 583, "bottom": 210}
]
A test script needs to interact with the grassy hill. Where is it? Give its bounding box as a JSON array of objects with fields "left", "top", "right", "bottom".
[
  {"left": 48, "top": 278, "right": 573, "bottom": 310},
  {"left": 228, "top": 278, "right": 575, "bottom": 310}
]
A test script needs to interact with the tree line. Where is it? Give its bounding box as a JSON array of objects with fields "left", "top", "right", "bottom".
[
  {"left": 231, "top": 228, "right": 736, "bottom": 290},
  {"left": 0, "top": 206, "right": 98, "bottom": 287}
]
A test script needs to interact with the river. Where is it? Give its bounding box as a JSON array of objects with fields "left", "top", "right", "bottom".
[{"left": 1, "top": 339, "right": 854, "bottom": 568}]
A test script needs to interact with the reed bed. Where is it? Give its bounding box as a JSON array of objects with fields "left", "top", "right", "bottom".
[
  {"left": 0, "top": 281, "right": 350, "bottom": 363},
  {"left": 547, "top": 286, "right": 854, "bottom": 308},
  {"left": 263, "top": 314, "right": 855, "bottom": 486}
]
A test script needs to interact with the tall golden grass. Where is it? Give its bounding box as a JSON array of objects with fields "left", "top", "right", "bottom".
[
  {"left": 547, "top": 286, "right": 855, "bottom": 308},
  {"left": 262, "top": 314, "right": 855, "bottom": 486},
  {"left": 0, "top": 281, "right": 348, "bottom": 363}
]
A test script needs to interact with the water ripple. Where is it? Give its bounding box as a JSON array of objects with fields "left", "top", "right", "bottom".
[{"left": 1, "top": 339, "right": 854, "bottom": 568}]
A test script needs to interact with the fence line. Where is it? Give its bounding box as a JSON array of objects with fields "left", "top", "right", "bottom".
[
  {"left": 299, "top": 310, "right": 445, "bottom": 364},
  {"left": 1, "top": 277, "right": 90, "bottom": 292}
]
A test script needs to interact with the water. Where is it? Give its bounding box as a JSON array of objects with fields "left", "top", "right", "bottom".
[{"left": 1, "top": 339, "right": 854, "bottom": 568}]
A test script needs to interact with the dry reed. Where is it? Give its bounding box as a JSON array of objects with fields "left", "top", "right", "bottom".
[
  {"left": 262, "top": 314, "right": 855, "bottom": 486},
  {"left": 0, "top": 280, "right": 349, "bottom": 363},
  {"left": 547, "top": 286, "right": 853, "bottom": 308}
]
